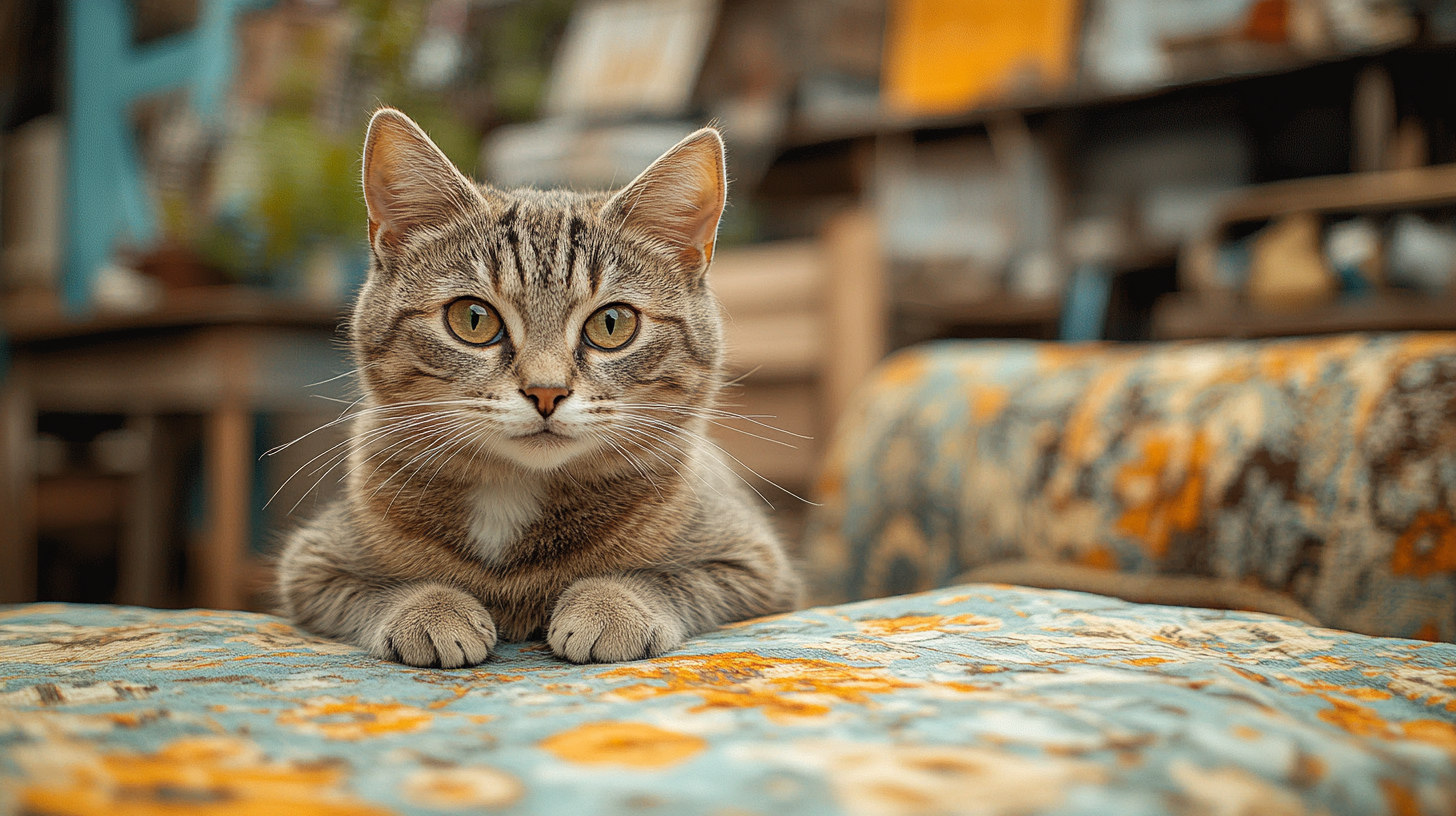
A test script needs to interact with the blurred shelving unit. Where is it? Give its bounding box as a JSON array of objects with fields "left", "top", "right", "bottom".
[
  {"left": 1151, "top": 162, "right": 1456, "bottom": 339},
  {"left": 742, "top": 2, "right": 1456, "bottom": 346}
]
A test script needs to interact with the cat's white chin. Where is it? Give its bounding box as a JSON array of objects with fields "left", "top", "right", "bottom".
[{"left": 495, "top": 431, "right": 596, "bottom": 472}]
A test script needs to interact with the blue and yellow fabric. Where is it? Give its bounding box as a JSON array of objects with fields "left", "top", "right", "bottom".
[
  {"left": 806, "top": 334, "right": 1456, "bottom": 642},
  {"left": 3, "top": 589, "right": 1455, "bottom": 815}
]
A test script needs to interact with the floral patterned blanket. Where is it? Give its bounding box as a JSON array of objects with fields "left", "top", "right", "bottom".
[{"left": 2, "top": 585, "right": 1454, "bottom": 815}]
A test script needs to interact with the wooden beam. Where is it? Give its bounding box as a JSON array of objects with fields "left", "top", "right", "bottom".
[
  {"left": 821, "top": 209, "right": 886, "bottom": 431},
  {"left": 0, "top": 362, "right": 36, "bottom": 603},
  {"left": 1217, "top": 163, "right": 1456, "bottom": 228}
]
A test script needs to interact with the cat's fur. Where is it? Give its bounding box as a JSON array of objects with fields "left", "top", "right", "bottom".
[{"left": 275, "top": 109, "right": 801, "bottom": 667}]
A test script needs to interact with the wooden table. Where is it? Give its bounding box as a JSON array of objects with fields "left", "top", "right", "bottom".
[{"left": 0, "top": 287, "right": 351, "bottom": 609}]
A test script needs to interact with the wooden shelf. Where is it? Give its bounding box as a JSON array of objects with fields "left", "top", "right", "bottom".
[
  {"left": 35, "top": 474, "right": 127, "bottom": 530},
  {"left": 786, "top": 42, "right": 1414, "bottom": 147},
  {"left": 1152, "top": 291, "right": 1456, "bottom": 340},
  {"left": 896, "top": 295, "right": 1061, "bottom": 326},
  {"left": 2, "top": 286, "right": 345, "bottom": 345},
  {"left": 1215, "top": 163, "right": 1456, "bottom": 228}
]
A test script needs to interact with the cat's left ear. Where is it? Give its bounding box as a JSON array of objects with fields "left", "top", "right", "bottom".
[{"left": 601, "top": 128, "right": 727, "bottom": 274}]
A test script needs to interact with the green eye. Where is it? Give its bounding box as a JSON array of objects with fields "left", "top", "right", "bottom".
[
  {"left": 583, "top": 304, "right": 639, "bottom": 350},
  {"left": 445, "top": 298, "right": 504, "bottom": 346}
]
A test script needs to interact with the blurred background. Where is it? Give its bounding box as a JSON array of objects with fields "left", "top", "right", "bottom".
[{"left": 3, "top": 0, "right": 1456, "bottom": 611}]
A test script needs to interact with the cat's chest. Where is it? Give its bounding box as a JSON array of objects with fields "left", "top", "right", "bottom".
[{"left": 465, "top": 480, "right": 542, "bottom": 563}]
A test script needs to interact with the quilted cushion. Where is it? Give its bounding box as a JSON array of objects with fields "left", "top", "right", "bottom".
[
  {"left": 805, "top": 334, "right": 1456, "bottom": 641},
  {"left": 2, "top": 587, "right": 1454, "bottom": 815}
]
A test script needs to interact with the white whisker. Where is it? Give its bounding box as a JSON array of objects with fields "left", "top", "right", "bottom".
[
  {"left": 285, "top": 412, "right": 471, "bottom": 515},
  {"left": 304, "top": 364, "right": 372, "bottom": 389},
  {"left": 362, "top": 417, "right": 476, "bottom": 502},
  {"left": 614, "top": 402, "right": 813, "bottom": 440},
  {"left": 617, "top": 413, "right": 820, "bottom": 507},
  {"left": 590, "top": 429, "right": 664, "bottom": 499},
  {"left": 264, "top": 409, "right": 470, "bottom": 510},
  {"left": 264, "top": 398, "right": 491, "bottom": 458},
  {"left": 605, "top": 424, "right": 712, "bottom": 503},
  {"left": 619, "top": 410, "right": 799, "bottom": 450},
  {"left": 392, "top": 417, "right": 497, "bottom": 512}
]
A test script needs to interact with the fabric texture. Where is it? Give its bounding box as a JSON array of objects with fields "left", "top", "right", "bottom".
[
  {"left": 2, "top": 590, "right": 1455, "bottom": 815},
  {"left": 805, "top": 333, "right": 1456, "bottom": 641}
]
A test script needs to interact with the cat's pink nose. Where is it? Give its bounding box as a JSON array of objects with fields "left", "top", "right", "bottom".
[{"left": 521, "top": 386, "right": 571, "bottom": 418}]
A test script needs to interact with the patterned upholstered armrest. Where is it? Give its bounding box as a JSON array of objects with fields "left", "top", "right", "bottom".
[{"left": 805, "top": 334, "right": 1456, "bottom": 641}]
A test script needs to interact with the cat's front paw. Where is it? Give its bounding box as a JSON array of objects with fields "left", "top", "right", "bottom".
[
  {"left": 373, "top": 584, "right": 496, "bottom": 668},
  {"left": 548, "top": 576, "right": 686, "bottom": 663}
]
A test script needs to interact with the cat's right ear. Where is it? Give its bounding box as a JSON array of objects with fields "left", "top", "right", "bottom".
[{"left": 362, "top": 108, "right": 483, "bottom": 251}]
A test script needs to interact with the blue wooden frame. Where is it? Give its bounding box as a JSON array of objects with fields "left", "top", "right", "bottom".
[{"left": 63, "top": 0, "right": 268, "bottom": 312}]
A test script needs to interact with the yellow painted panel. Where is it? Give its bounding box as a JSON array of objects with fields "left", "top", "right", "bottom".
[{"left": 884, "top": 0, "right": 1082, "bottom": 116}]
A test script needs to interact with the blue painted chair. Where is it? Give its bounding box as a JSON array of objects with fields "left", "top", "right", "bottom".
[{"left": 62, "top": 0, "right": 266, "bottom": 311}]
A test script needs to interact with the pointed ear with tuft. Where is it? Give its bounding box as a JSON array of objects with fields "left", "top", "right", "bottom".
[
  {"left": 362, "top": 107, "right": 484, "bottom": 251},
  {"left": 601, "top": 128, "right": 727, "bottom": 274}
]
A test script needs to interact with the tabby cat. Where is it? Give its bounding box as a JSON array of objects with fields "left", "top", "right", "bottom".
[{"left": 275, "top": 108, "right": 801, "bottom": 667}]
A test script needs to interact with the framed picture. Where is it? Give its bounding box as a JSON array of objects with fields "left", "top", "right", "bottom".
[{"left": 546, "top": 0, "right": 718, "bottom": 119}]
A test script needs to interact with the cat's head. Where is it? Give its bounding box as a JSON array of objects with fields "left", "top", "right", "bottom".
[{"left": 350, "top": 108, "right": 728, "bottom": 474}]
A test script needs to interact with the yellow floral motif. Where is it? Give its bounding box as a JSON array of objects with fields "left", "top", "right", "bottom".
[
  {"left": 539, "top": 722, "right": 705, "bottom": 768},
  {"left": 600, "top": 652, "right": 920, "bottom": 721},
  {"left": 877, "top": 350, "right": 929, "bottom": 387},
  {"left": 1114, "top": 433, "right": 1209, "bottom": 558},
  {"left": 1277, "top": 676, "right": 1392, "bottom": 702},
  {"left": 853, "top": 614, "right": 1001, "bottom": 636},
  {"left": 402, "top": 766, "right": 523, "bottom": 808},
  {"left": 1391, "top": 510, "right": 1456, "bottom": 578},
  {"left": 1314, "top": 695, "right": 1456, "bottom": 751},
  {"left": 1384, "top": 666, "right": 1456, "bottom": 710},
  {"left": 18, "top": 736, "right": 390, "bottom": 816},
  {"left": 1058, "top": 365, "right": 1129, "bottom": 464},
  {"left": 1402, "top": 719, "right": 1456, "bottom": 750},
  {"left": 970, "top": 385, "right": 1009, "bottom": 423},
  {"left": 1382, "top": 779, "right": 1422, "bottom": 816},
  {"left": 277, "top": 696, "right": 432, "bottom": 740},
  {"left": 1254, "top": 337, "right": 1359, "bottom": 385}
]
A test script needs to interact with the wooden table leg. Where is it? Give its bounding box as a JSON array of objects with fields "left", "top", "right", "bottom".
[
  {"left": 0, "top": 362, "right": 36, "bottom": 603},
  {"left": 198, "top": 404, "right": 251, "bottom": 609},
  {"left": 116, "top": 414, "right": 162, "bottom": 607}
]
